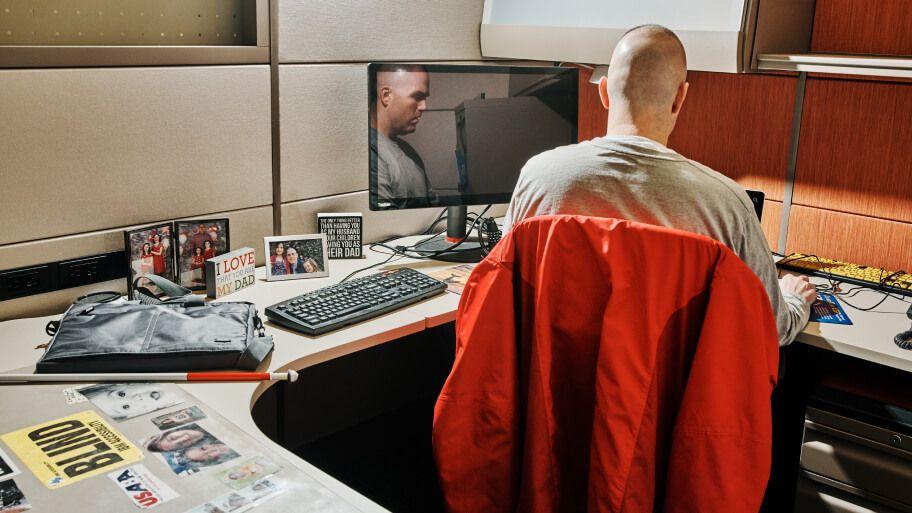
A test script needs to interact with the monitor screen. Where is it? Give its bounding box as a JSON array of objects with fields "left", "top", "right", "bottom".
[{"left": 369, "top": 64, "right": 578, "bottom": 210}]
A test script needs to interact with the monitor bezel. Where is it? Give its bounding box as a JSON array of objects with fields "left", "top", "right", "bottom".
[{"left": 367, "top": 62, "right": 579, "bottom": 211}]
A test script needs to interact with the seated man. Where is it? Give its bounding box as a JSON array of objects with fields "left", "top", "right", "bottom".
[
  {"left": 504, "top": 24, "right": 815, "bottom": 345},
  {"left": 371, "top": 64, "right": 439, "bottom": 208}
]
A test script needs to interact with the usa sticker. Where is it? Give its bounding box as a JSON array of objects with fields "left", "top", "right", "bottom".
[
  {"left": 108, "top": 464, "right": 178, "bottom": 509},
  {"left": 62, "top": 387, "right": 88, "bottom": 405}
]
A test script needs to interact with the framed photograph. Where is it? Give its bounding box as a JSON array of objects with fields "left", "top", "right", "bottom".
[
  {"left": 124, "top": 223, "right": 175, "bottom": 300},
  {"left": 264, "top": 234, "right": 330, "bottom": 281},
  {"left": 175, "top": 219, "right": 230, "bottom": 290}
]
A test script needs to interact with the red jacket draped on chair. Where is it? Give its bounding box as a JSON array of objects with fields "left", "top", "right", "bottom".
[{"left": 433, "top": 215, "right": 779, "bottom": 513}]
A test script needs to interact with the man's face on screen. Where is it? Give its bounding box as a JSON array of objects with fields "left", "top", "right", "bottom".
[{"left": 379, "top": 70, "right": 429, "bottom": 137}]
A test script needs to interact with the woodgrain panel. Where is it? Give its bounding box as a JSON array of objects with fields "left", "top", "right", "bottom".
[
  {"left": 793, "top": 78, "right": 912, "bottom": 222},
  {"left": 578, "top": 70, "right": 794, "bottom": 199},
  {"left": 0, "top": 66, "right": 272, "bottom": 245},
  {"left": 760, "top": 199, "right": 783, "bottom": 250},
  {"left": 786, "top": 205, "right": 912, "bottom": 272},
  {"left": 811, "top": 0, "right": 912, "bottom": 56},
  {"left": 277, "top": 0, "right": 483, "bottom": 63},
  {"left": 577, "top": 65, "right": 607, "bottom": 141},
  {"left": 0, "top": 205, "right": 273, "bottom": 321},
  {"left": 668, "top": 72, "right": 795, "bottom": 201}
]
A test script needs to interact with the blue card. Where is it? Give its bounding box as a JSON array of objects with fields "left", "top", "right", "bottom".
[{"left": 810, "top": 293, "right": 853, "bottom": 325}]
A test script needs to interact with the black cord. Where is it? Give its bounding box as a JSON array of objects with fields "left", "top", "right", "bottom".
[
  {"left": 379, "top": 205, "right": 493, "bottom": 259},
  {"left": 780, "top": 252, "right": 912, "bottom": 312},
  {"left": 338, "top": 206, "right": 493, "bottom": 282},
  {"left": 338, "top": 252, "right": 401, "bottom": 284},
  {"left": 422, "top": 208, "right": 449, "bottom": 235}
]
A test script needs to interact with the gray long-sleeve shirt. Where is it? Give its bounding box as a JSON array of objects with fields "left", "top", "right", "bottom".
[
  {"left": 374, "top": 130, "right": 438, "bottom": 209},
  {"left": 504, "top": 135, "right": 810, "bottom": 346}
]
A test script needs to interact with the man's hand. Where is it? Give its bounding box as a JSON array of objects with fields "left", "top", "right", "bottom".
[{"left": 779, "top": 273, "right": 817, "bottom": 304}]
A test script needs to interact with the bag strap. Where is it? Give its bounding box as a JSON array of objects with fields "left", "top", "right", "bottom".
[{"left": 134, "top": 274, "right": 204, "bottom": 306}]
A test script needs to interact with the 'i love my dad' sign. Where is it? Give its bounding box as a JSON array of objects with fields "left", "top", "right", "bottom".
[{"left": 206, "top": 247, "right": 256, "bottom": 299}]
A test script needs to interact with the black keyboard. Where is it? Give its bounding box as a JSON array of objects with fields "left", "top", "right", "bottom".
[{"left": 265, "top": 268, "right": 448, "bottom": 335}]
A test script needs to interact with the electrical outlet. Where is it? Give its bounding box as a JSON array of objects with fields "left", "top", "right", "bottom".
[
  {"left": 0, "top": 251, "right": 127, "bottom": 302},
  {"left": 58, "top": 252, "right": 125, "bottom": 289},
  {"left": 0, "top": 265, "right": 53, "bottom": 300},
  {"left": 59, "top": 256, "right": 102, "bottom": 288}
]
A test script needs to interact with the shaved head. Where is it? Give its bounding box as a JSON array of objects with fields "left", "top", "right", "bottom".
[
  {"left": 373, "top": 64, "right": 430, "bottom": 138},
  {"left": 608, "top": 25, "right": 686, "bottom": 115},
  {"left": 599, "top": 25, "right": 689, "bottom": 144}
]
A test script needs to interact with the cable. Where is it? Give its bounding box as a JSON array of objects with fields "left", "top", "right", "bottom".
[
  {"left": 338, "top": 205, "right": 494, "bottom": 283},
  {"left": 338, "top": 251, "right": 400, "bottom": 284},
  {"left": 779, "top": 252, "right": 912, "bottom": 312},
  {"left": 376, "top": 205, "right": 493, "bottom": 259},
  {"left": 422, "top": 208, "right": 449, "bottom": 235}
]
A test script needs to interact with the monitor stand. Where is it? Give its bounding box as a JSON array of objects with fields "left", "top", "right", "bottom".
[{"left": 412, "top": 206, "right": 483, "bottom": 263}]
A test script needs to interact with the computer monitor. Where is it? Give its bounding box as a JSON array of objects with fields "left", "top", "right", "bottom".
[{"left": 368, "top": 63, "right": 578, "bottom": 260}]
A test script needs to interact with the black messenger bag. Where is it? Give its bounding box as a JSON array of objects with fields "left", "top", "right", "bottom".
[{"left": 37, "top": 274, "right": 273, "bottom": 373}]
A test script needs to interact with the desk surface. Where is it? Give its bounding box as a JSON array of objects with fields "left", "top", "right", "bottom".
[{"left": 1, "top": 239, "right": 911, "bottom": 512}]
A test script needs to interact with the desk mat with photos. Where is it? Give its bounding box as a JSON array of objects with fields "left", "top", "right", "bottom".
[{"left": 0, "top": 381, "right": 359, "bottom": 513}]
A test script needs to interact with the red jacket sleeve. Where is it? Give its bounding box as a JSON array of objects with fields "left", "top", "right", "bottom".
[
  {"left": 664, "top": 252, "right": 780, "bottom": 513},
  {"left": 433, "top": 257, "right": 521, "bottom": 513}
]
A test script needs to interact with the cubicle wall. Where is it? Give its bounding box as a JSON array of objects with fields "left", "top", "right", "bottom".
[
  {"left": 578, "top": 0, "right": 912, "bottom": 271},
  {"left": 275, "top": 0, "right": 496, "bottom": 239},
  {"left": 0, "top": 65, "right": 273, "bottom": 319},
  {"left": 0, "top": 0, "right": 496, "bottom": 320}
]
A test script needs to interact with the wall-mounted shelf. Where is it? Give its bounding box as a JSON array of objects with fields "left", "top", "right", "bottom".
[
  {"left": 758, "top": 53, "right": 912, "bottom": 79},
  {"left": 0, "top": 45, "right": 268, "bottom": 67},
  {"left": 0, "top": 0, "right": 268, "bottom": 67}
]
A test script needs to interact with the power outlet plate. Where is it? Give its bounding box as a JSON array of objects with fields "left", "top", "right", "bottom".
[
  {"left": 0, "top": 251, "right": 126, "bottom": 302},
  {"left": 58, "top": 253, "right": 122, "bottom": 289},
  {"left": 0, "top": 265, "right": 53, "bottom": 300}
]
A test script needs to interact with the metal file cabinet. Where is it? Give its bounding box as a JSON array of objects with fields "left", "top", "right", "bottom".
[{"left": 794, "top": 389, "right": 912, "bottom": 512}]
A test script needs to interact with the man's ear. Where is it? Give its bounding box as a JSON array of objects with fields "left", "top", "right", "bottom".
[
  {"left": 597, "top": 76, "right": 610, "bottom": 110},
  {"left": 671, "top": 81, "right": 689, "bottom": 115},
  {"left": 380, "top": 86, "right": 393, "bottom": 108}
]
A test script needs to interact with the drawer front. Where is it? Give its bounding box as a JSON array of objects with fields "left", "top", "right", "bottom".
[
  {"left": 796, "top": 472, "right": 909, "bottom": 513},
  {"left": 801, "top": 424, "right": 912, "bottom": 506}
]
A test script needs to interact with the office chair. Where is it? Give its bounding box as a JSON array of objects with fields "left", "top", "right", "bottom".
[{"left": 433, "top": 215, "right": 780, "bottom": 513}]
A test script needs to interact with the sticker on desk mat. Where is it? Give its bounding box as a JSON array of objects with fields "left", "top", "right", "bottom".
[
  {"left": 427, "top": 264, "right": 475, "bottom": 294},
  {"left": 78, "top": 383, "right": 185, "bottom": 422},
  {"left": 215, "top": 455, "right": 281, "bottom": 490},
  {"left": 143, "top": 423, "right": 240, "bottom": 477},
  {"left": 62, "top": 387, "right": 88, "bottom": 405},
  {"left": 108, "top": 464, "right": 178, "bottom": 509},
  {"left": 810, "top": 293, "right": 853, "bottom": 325},
  {"left": 150, "top": 406, "right": 207, "bottom": 431},
  {"left": 183, "top": 477, "right": 285, "bottom": 513},
  {"left": 0, "top": 479, "right": 31, "bottom": 512},
  {"left": 0, "top": 410, "right": 143, "bottom": 489},
  {"left": 0, "top": 446, "right": 21, "bottom": 482}
]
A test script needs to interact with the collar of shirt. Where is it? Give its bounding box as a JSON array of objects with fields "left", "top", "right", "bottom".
[{"left": 587, "top": 135, "right": 687, "bottom": 162}]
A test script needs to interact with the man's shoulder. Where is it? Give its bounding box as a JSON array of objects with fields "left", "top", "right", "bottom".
[
  {"left": 521, "top": 141, "right": 599, "bottom": 175},
  {"left": 680, "top": 158, "right": 757, "bottom": 215}
]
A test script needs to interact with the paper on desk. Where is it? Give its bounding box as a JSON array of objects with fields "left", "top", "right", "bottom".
[
  {"left": 0, "top": 479, "right": 31, "bottom": 512},
  {"left": 426, "top": 264, "right": 476, "bottom": 294},
  {"left": 108, "top": 464, "right": 178, "bottom": 509},
  {"left": 0, "top": 446, "right": 21, "bottom": 482},
  {"left": 1, "top": 410, "right": 143, "bottom": 489}
]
